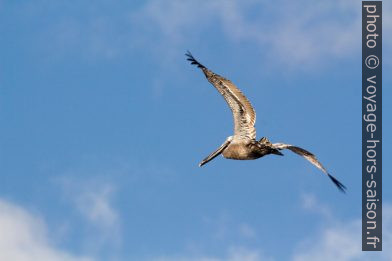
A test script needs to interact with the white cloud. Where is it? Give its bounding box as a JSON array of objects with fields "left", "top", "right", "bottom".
[
  {"left": 38, "top": 0, "right": 391, "bottom": 67},
  {"left": 133, "top": 0, "right": 361, "bottom": 66},
  {"left": 153, "top": 198, "right": 392, "bottom": 261},
  {"left": 262, "top": 0, "right": 361, "bottom": 66},
  {"left": 201, "top": 212, "right": 257, "bottom": 240},
  {"left": 293, "top": 198, "right": 392, "bottom": 261},
  {"left": 75, "top": 184, "right": 118, "bottom": 230},
  {"left": 300, "top": 193, "right": 333, "bottom": 220},
  {"left": 293, "top": 219, "right": 363, "bottom": 261},
  {"left": 0, "top": 199, "right": 93, "bottom": 261},
  {"left": 133, "top": 0, "right": 392, "bottom": 68},
  {"left": 225, "top": 246, "right": 271, "bottom": 261},
  {"left": 153, "top": 213, "right": 267, "bottom": 261},
  {"left": 59, "top": 178, "right": 121, "bottom": 248},
  {"left": 238, "top": 223, "right": 257, "bottom": 239},
  {"left": 152, "top": 246, "right": 272, "bottom": 261}
]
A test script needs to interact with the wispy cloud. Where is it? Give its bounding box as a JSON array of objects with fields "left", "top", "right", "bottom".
[
  {"left": 152, "top": 200, "right": 392, "bottom": 261},
  {"left": 0, "top": 199, "right": 93, "bottom": 261},
  {"left": 202, "top": 212, "right": 258, "bottom": 241},
  {"left": 132, "top": 0, "right": 366, "bottom": 67},
  {"left": 300, "top": 192, "right": 333, "bottom": 220},
  {"left": 238, "top": 223, "right": 257, "bottom": 239},
  {"left": 152, "top": 246, "right": 272, "bottom": 261},
  {"left": 135, "top": 0, "right": 392, "bottom": 69},
  {"left": 2, "top": 196, "right": 390, "bottom": 261},
  {"left": 59, "top": 177, "right": 121, "bottom": 248},
  {"left": 75, "top": 184, "right": 118, "bottom": 230},
  {"left": 48, "top": 10, "right": 134, "bottom": 60},
  {"left": 32, "top": 0, "right": 392, "bottom": 68},
  {"left": 293, "top": 201, "right": 392, "bottom": 260}
]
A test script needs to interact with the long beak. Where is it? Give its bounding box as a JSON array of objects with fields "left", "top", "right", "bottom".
[{"left": 199, "top": 139, "right": 231, "bottom": 167}]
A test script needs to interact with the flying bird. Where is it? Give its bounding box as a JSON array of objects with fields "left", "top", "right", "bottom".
[{"left": 186, "top": 51, "right": 346, "bottom": 193}]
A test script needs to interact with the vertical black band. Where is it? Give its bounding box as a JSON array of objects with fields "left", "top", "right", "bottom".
[{"left": 362, "top": 1, "right": 382, "bottom": 251}]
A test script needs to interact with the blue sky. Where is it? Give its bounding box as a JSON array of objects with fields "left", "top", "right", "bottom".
[{"left": 0, "top": 0, "right": 391, "bottom": 260}]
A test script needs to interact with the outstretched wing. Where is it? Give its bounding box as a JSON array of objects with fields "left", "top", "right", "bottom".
[
  {"left": 273, "top": 143, "right": 346, "bottom": 193},
  {"left": 186, "top": 51, "right": 256, "bottom": 140}
]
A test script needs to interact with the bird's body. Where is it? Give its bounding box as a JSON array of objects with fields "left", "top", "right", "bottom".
[
  {"left": 222, "top": 137, "right": 281, "bottom": 160},
  {"left": 186, "top": 51, "right": 346, "bottom": 192},
  {"left": 223, "top": 140, "right": 261, "bottom": 160}
]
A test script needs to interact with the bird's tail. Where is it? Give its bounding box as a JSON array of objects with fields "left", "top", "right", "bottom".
[
  {"left": 271, "top": 149, "right": 284, "bottom": 156},
  {"left": 260, "top": 137, "right": 283, "bottom": 156},
  {"left": 260, "top": 137, "right": 272, "bottom": 146}
]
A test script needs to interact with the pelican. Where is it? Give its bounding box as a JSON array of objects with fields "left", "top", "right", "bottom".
[{"left": 186, "top": 51, "right": 346, "bottom": 192}]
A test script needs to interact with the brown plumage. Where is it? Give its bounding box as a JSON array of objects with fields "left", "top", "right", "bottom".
[{"left": 186, "top": 51, "right": 346, "bottom": 193}]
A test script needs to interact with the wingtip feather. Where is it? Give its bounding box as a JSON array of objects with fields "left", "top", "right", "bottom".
[
  {"left": 327, "top": 173, "right": 347, "bottom": 193},
  {"left": 185, "top": 50, "right": 206, "bottom": 69}
]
